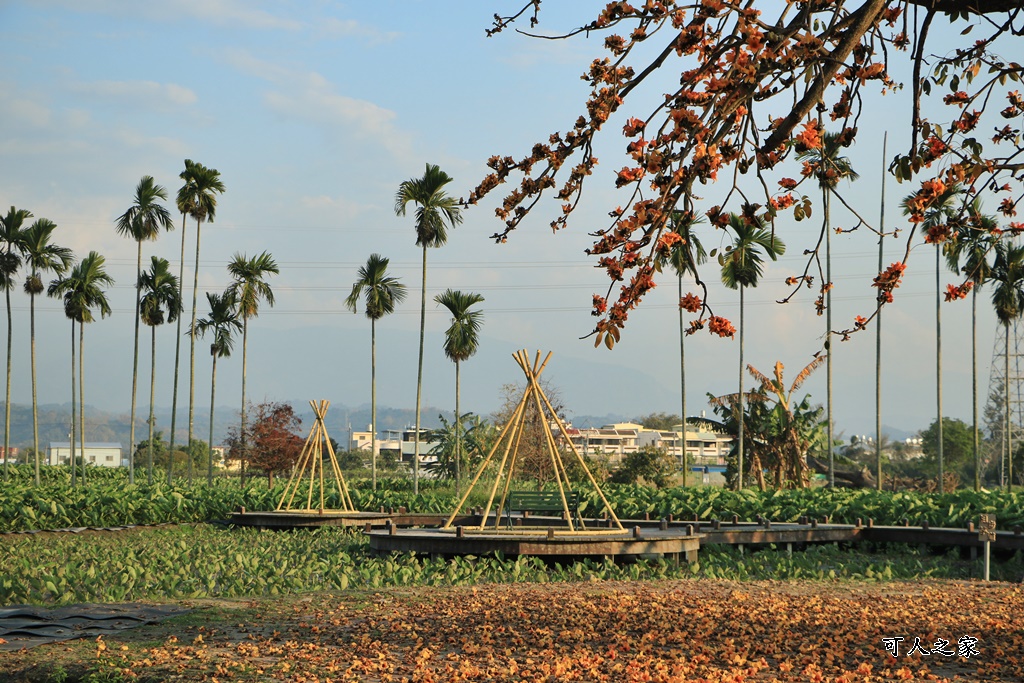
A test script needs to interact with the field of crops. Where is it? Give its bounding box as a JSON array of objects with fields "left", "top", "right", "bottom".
[
  {"left": 3, "top": 468, "right": 1024, "bottom": 682},
  {"left": 2, "top": 465, "right": 1023, "bottom": 532},
  {"left": 3, "top": 524, "right": 1021, "bottom": 607}
]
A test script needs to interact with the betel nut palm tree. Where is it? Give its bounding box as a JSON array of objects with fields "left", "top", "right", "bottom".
[
  {"left": 434, "top": 288, "right": 484, "bottom": 494},
  {"left": 47, "top": 267, "right": 79, "bottom": 486},
  {"left": 946, "top": 200, "right": 996, "bottom": 491},
  {"left": 139, "top": 256, "right": 182, "bottom": 484},
  {"left": 22, "top": 219, "right": 73, "bottom": 485},
  {"left": 902, "top": 182, "right": 962, "bottom": 492},
  {"left": 226, "top": 251, "right": 278, "bottom": 486},
  {"left": 174, "top": 160, "right": 225, "bottom": 484},
  {"left": 191, "top": 290, "right": 241, "bottom": 485},
  {"left": 395, "top": 163, "right": 463, "bottom": 495},
  {"left": 657, "top": 210, "right": 706, "bottom": 486},
  {"left": 0, "top": 207, "right": 31, "bottom": 481},
  {"left": 720, "top": 212, "right": 786, "bottom": 490},
  {"left": 796, "top": 129, "right": 859, "bottom": 488},
  {"left": 48, "top": 252, "right": 114, "bottom": 488},
  {"left": 991, "top": 239, "right": 1024, "bottom": 492},
  {"left": 115, "top": 175, "right": 174, "bottom": 484},
  {"left": 345, "top": 253, "right": 407, "bottom": 491}
]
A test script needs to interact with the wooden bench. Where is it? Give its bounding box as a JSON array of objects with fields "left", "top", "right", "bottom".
[{"left": 504, "top": 490, "right": 583, "bottom": 528}]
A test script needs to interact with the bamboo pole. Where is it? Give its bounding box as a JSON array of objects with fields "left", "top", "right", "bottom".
[
  {"left": 527, "top": 364, "right": 625, "bottom": 531},
  {"left": 283, "top": 406, "right": 325, "bottom": 510},
  {"left": 312, "top": 401, "right": 325, "bottom": 509},
  {"left": 444, "top": 351, "right": 624, "bottom": 533},
  {"left": 278, "top": 412, "right": 321, "bottom": 510},
  {"left": 481, "top": 383, "right": 534, "bottom": 529},
  {"left": 305, "top": 428, "right": 317, "bottom": 510},
  {"left": 322, "top": 415, "right": 354, "bottom": 511},
  {"left": 537, "top": 392, "right": 574, "bottom": 531},
  {"left": 442, "top": 385, "right": 532, "bottom": 528},
  {"left": 493, "top": 401, "right": 531, "bottom": 531}
]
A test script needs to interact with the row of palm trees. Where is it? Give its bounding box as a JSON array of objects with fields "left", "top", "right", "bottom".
[
  {"left": 666, "top": 127, "right": 1020, "bottom": 492},
  {"left": 1, "top": 207, "right": 75, "bottom": 484},
  {"left": 0, "top": 205, "right": 116, "bottom": 487},
  {"left": 115, "top": 163, "right": 225, "bottom": 485},
  {"left": 347, "top": 164, "right": 484, "bottom": 494},
  {"left": 114, "top": 167, "right": 278, "bottom": 487},
  {"left": 2, "top": 162, "right": 279, "bottom": 487}
]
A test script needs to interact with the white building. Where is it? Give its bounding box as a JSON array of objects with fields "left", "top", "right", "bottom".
[
  {"left": 350, "top": 426, "right": 439, "bottom": 464},
  {"left": 47, "top": 442, "right": 124, "bottom": 468},
  {"left": 563, "top": 421, "right": 733, "bottom": 466}
]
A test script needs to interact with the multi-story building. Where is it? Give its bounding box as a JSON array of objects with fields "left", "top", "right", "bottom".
[
  {"left": 350, "top": 426, "right": 439, "bottom": 464},
  {"left": 564, "top": 421, "right": 733, "bottom": 467}
]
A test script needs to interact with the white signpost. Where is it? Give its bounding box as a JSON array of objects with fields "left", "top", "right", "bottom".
[{"left": 978, "top": 514, "right": 996, "bottom": 582}]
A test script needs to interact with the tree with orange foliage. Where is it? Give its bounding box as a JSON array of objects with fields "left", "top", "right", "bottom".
[{"left": 471, "top": 1, "right": 1023, "bottom": 347}]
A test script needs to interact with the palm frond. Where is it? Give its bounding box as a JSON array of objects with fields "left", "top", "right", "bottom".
[
  {"left": 115, "top": 176, "right": 174, "bottom": 241},
  {"left": 789, "top": 356, "right": 825, "bottom": 395},
  {"left": 395, "top": 163, "right": 463, "bottom": 248},
  {"left": 435, "top": 288, "right": 485, "bottom": 363}
]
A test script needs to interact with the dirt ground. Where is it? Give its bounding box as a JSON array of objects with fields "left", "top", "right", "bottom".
[{"left": 3, "top": 578, "right": 1022, "bottom": 682}]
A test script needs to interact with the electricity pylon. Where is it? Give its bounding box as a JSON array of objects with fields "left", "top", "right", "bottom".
[{"left": 985, "top": 318, "right": 1024, "bottom": 487}]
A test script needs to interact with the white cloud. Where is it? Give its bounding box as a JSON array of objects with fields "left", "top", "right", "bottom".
[
  {"left": 1, "top": 94, "right": 52, "bottom": 128},
  {"left": 112, "top": 129, "right": 189, "bottom": 157},
  {"left": 222, "top": 49, "right": 412, "bottom": 158},
  {"left": 36, "top": 0, "right": 396, "bottom": 38},
  {"left": 298, "top": 194, "right": 372, "bottom": 221},
  {"left": 70, "top": 80, "right": 198, "bottom": 109},
  {"left": 40, "top": 0, "right": 302, "bottom": 31},
  {"left": 169, "top": 0, "right": 302, "bottom": 31},
  {"left": 313, "top": 17, "right": 400, "bottom": 44}
]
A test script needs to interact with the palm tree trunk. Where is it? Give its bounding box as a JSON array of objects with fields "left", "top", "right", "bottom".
[
  {"left": 148, "top": 325, "right": 156, "bottom": 482},
  {"left": 129, "top": 240, "right": 142, "bottom": 485},
  {"left": 4, "top": 286, "right": 13, "bottom": 481},
  {"left": 679, "top": 273, "right": 687, "bottom": 486},
  {"left": 30, "top": 288, "right": 39, "bottom": 485},
  {"left": 826, "top": 192, "right": 835, "bottom": 488},
  {"left": 455, "top": 358, "right": 461, "bottom": 494},
  {"left": 187, "top": 217, "right": 202, "bottom": 485},
  {"left": 79, "top": 320, "right": 86, "bottom": 487},
  {"left": 240, "top": 316, "right": 248, "bottom": 487},
  {"left": 972, "top": 286, "right": 980, "bottom": 491},
  {"left": 413, "top": 244, "right": 427, "bottom": 496},
  {"left": 737, "top": 284, "right": 745, "bottom": 490},
  {"left": 371, "top": 317, "right": 377, "bottom": 491},
  {"left": 70, "top": 320, "right": 77, "bottom": 488},
  {"left": 875, "top": 135, "right": 886, "bottom": 491},
  {"left": 1008, "top": 321, "right": 1014, "bottom": 492},
  {"left": 208, "top": 353, "right": 217, "bottom": 486},
  {"left": 936, "top": 244, "right": 944, "bottom": 492},
  {"left": 875, "top": 234, "right": 884, "bottom": 491},
  {"left": 168, "top": 214, "right": 187, "bottom": 484}
]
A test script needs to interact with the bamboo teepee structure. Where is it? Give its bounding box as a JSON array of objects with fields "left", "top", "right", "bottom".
[
  {"left": 442, "top": 350, "right": 624, "bottom": 533},
  {"left": 276, "top": 400, "right": 357, "bottom": 513}
]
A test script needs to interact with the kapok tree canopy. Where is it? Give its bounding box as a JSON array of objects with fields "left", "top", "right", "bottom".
[{"left": 469, "top": 0, "right": 1024, "bottom": 347}]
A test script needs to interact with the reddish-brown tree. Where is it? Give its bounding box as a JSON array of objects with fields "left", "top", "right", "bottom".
[
  {"left": 471, "top": 1, "right": 1023, "bottom": 346},
  {"left": 225, "top": 401, "right": 303, "bottom": 485}
]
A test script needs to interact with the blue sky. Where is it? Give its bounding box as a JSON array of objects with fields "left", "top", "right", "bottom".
[{"left": 1, "top": 0, "right": 1020, "bottom": 441}]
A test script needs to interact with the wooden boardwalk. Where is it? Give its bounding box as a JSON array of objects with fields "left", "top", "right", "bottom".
[
  {"left": 367, "top": 524, "right": 700, "bottom": 562},
  {"left": 229, "top": 510, "right": 1024, "bottom": 561}
]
